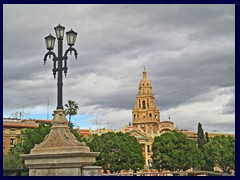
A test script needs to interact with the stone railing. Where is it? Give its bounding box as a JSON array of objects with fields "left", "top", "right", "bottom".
[{"left": 100, "top": 170, "right": 234, "bottom": 176}]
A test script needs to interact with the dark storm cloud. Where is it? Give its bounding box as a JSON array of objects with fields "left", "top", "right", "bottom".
[
  {"left": 83, "top": 90, "right": 136, "bottom": 110},
  {"left": 152, "top": 44, "right": 235, "bottom": 110},
  {"left": 3, "top": 4, "right": 235, "bottom": 132}
]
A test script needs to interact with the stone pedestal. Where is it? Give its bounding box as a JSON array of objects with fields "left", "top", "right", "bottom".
[
  {"left": 21, "top": 109, "right": 101, "bottom": 176},
  {"left": 82, "top": 166, "right": 102, "bottom": 176}
]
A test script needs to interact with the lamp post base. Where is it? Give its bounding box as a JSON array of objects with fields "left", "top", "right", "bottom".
[{"left": 21, "top": 109, "right": 101, "bottom": 176}]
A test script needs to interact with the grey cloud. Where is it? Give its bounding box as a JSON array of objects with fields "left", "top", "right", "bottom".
[
  {"left": 205, "top": 122, "right": 235, "bottom": 133},
  {"left": 222, "top": 87, "right": 235, "bottom": 114}
]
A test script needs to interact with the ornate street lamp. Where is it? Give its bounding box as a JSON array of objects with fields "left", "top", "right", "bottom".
[
  {"left": 20, "top": 24, "right": 101, "bottom": 176},
  {"left": 44, "top": 24, "right": 78, "bottom": 110}
]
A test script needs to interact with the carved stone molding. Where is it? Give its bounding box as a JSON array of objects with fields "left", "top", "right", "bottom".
[{"left": 30, "top": 109, "right": 88, "bottom": 154}]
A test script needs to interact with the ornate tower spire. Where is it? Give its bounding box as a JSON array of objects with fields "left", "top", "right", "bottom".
[
  {"left": 132, "top": 68, "right": 160, "bottom": 134},
  {"left": 143, "top": 66, "right": 147, "bottom": 78}
]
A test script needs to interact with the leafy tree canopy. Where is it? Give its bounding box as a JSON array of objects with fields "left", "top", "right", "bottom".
[
  {"left": 203, "top": 135, "right": 235, "bottom": 173},
  {"left": 152, "top": 131, "right": 204, "bottom": 171},
  {"left": 20, "top": 123, "right": 52, "bottom": 154},
  {"left": 3, "top": 123, "right": 81, "bottom": 169},
  {"left": 85, "top": 132, "right": 144, "bottom": 173},
  {"left": 3, "top": 123, "right": 51, "bottom": 169}
]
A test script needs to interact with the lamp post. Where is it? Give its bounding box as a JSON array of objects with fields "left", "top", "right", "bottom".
[
  {"left": 43, "top": 24, "right": 78, "bottom": 110},
  {"left": 21, "top": 24, "right": 101, "bottom": 176}
]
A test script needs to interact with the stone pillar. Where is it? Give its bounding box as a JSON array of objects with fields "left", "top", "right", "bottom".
[
  {"left": 21, "top": 109, "right": 101, "bottom": 176},
  {"left": 144, "top": 144, "right": 148, "bottom": 169}
]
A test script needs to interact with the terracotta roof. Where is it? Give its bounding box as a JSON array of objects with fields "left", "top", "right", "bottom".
[
  {"left": 35, "top": 120, "right": 52, "bottom": 123},
  {"left": 3, "top": 122, "right": 39, "bottom": 128},
  {"left": 3, "top": 118, "right": 52, "bottom": 128}
]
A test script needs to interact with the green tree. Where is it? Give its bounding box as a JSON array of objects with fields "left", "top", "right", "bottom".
[
  {"left": 3, "top": 122, "right": 83, "bottom": 170},
  {"left": 64, "top": 100, "right": 79, "bottom": 123},
  {"left": 205, "top": 132, "right": 209, "bottom": 143},
  {"left": 3, "top": 146, "right": 25, "bottom": 169},
  {"left": 86, "top": 132, "right": 144, "bottom": 173},
  {"left": 197, "top": 123, "right": 206, "bottom": 149},
  {"left": 20, "top": 123, "right": 52, "bottom": 154},
  {"left": 152, "top": 131, "right": 204, "bottom": 171},
  {"left": 3, "top": 123, "right": 51, "bottom": 169},
  {"left": 203, "top": 135, "right": 235, "bottom": 173},
  {"left": 69, "top": 125, "right": 84, "bottom": 142}
]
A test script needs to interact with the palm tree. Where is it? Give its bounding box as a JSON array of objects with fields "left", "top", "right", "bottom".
[{"left": 64, "top": 100, "right": 79, "bottom": 123}]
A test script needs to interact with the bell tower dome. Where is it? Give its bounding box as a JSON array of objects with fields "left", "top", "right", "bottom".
[{"left": 132, "top": 68, "right": 160, "bottom": 133}]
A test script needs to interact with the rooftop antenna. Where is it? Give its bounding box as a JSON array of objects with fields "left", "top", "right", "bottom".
[
  {"left": 22, "top": 107, "right": 24, "bottom": 119},
  {"left": 95, "top": 115, "right": 98, "bottom": 129},
  {"left": 10, "top": 111, "right": 19, "bottom": 119},
  {"left": 20, "top": 108, "right": 30, "bottom": 120}
]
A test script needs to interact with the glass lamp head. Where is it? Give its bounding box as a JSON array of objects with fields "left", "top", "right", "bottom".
[
  {"left": 54, "top": 24, "right": 65, "bottom": 40},
  {"left": 45, "top": 34, "right": 56, "bottom": 50},
  {"left": 66, "top": 29, "right": 77, "bottom": 46}
]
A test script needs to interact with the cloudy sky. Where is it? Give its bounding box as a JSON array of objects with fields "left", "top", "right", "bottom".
[{"left": 3, "top": 4, "right": 235, "bottom": 133}]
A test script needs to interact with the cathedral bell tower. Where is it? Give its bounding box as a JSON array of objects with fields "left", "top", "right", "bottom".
[{"left": 132, "top": 68, "right": 160, "bottom": 133}]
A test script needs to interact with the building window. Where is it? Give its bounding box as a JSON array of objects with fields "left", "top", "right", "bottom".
[
  {"left": 149, "top": 113, "right": 152, "bottom": 118},
  {"left": 10, "top": 128, "right": 15, "bottom": 134},
  {"left": 139, "top": 100, "right": 141, "bottom": 108},
  {"left": 155, "top": 115, "right": 158, "bottom": 118},
  {"left": 134, "top": 114, "right": 136, "bottom": 119},
  {"left": 147, "top": 145, "right": 150, "bottom": 152},
  {"left": 10, "top": 139, "right": 15, "bottom": 147},
  {"left": 142, "top": 100, "right": 146, "bottom": 109}
]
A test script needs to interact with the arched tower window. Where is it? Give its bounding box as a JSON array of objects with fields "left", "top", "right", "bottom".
[
  {"left": 149, "top": 113, "right": 152, "bottom": 118},
  {"left": 134, "top": 114, "right": 136, "bottom": 119},
  {"left": 142, "top": 100, "right": 146, "bottom": 109},
  {"left": 139, "top": 100, "right": 141, "bottom": 108}
]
